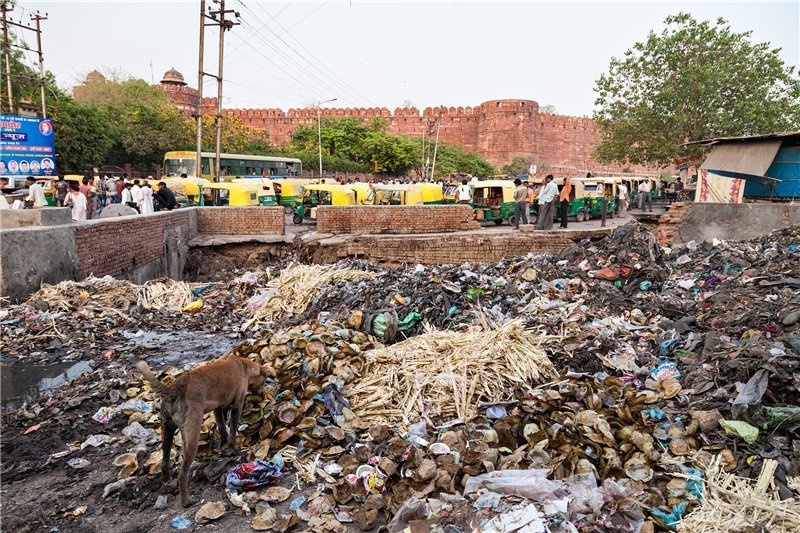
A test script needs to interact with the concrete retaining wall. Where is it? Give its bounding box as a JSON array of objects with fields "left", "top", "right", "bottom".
[
  {"left": 0, "top": 207, "right": 72, "bottom": 229},
  {"left": 0, "top": 206, "right": 287, "bottom": 301},
  {"left": 316, "top": 205, "right": 479, "bottom": 234},
  {"left": 660, "top": 203, "right": 800, "bottom": 244}
]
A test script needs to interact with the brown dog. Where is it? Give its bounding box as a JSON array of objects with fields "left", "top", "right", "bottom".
[{"left": 136, "top": 355, "right": 275, "bottom": 507}]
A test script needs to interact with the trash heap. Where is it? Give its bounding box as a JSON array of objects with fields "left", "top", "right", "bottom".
[{"left": 3, "top": 221, "right": 800, "bottom": 533}]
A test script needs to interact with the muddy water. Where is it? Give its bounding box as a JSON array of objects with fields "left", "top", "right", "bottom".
[
  {"left": 1, "top": 329, "right": 237, "bottom": 409},
  {"left": 0, "top": 360, "right": 93, "bottom": 408}
]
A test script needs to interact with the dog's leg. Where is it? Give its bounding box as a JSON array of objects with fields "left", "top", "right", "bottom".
[
  {"left": 227, "top": 398, "right": 244, "bottom": 451},
  {"left": 161, "top": 419, "right": 176, "bottom": 483},
  {"left": 179, "top": 413, "right": 202, "bottom": 508},
  {"left": 214, "top": 408, "right": 229, "bottom": 445}
]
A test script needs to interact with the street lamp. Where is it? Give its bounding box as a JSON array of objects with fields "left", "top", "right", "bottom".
[{"left": 317, "top": 98, "right": 337, "bottom": 177}]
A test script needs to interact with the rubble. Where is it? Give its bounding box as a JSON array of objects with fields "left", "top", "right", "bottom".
[{"left": 2, "top": 221, "right": 800, "bottom": 532}]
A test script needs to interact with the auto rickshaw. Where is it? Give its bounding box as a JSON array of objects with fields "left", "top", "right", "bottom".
[
  {"left": 272, "top": 178, "right": 317, "bottom": 212},
  {"left": 471, "top": 180, "right": 516, "bottom": 225},
  {"left": 375, "top": 184, "right": 424, "bottom": 205},
  {"left": 231, "top": 178, "right": 277, "bottom": 205},
  {"left": 345, "top": 182, "right": 372, "bottom": 204},
  {"left": 158, "top": 177, "right": 210, "bottom": 206},
  {"left": 441, "top": 182, "right": 459, "bottom": 204},
  {"left": 578, "top": 177, "right": 618, "bottom": 218},
  {"left": 418, "top": 183, "right": 443, "bottom": 204},
  {"left": 292, "top": 184, "right": 356, "bottom": 224},
  {"left": 199, "top": 182, "right": 264, "bottom": 206}
]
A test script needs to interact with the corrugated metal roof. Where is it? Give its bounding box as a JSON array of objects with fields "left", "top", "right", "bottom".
[
  {"left": 687, "top": 131, "right": 800, "bottom": 146},
  {"left": 700, "top": 140, "right": 782, "bottom": 177}
]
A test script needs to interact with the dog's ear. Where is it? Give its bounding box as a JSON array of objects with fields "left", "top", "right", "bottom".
[{"left": 260, "top": 364, "right": 276, "bottom": 378}]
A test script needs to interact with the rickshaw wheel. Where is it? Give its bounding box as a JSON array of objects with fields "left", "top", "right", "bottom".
[
  {"left": 575, "top": 211, "right": 586, "bottom": 222},
  {"left": 292, "top": 214, "right": 304, "bottom": 225},
  {"left": 529, "top": 214, "right": 538, "bottom": 225},
  {"left": 284, "top": 205, "right": 293, "bottom": 214},
  {"left": 494, "top": 219, "right": 504, "bottom": 225}
]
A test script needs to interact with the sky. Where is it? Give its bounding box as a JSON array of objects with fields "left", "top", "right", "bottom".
[{"left": 8, "top": 0, "right": 800, "bottom": 117}]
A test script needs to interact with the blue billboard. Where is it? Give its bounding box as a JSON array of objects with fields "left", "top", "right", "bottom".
[{"left": 0, "top": 114, "right": 56, "bottom": 180}]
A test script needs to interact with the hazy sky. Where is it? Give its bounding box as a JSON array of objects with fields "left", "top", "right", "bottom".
[{"left": 9, "top": 0, "right": 800, "bottom": 116}]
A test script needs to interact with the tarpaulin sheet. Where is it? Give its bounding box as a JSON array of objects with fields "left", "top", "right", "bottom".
[{"left": 700, "top": 140, "right": 781, "bottom": 177}]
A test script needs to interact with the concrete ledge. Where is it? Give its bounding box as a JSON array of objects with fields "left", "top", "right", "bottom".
[
  {"left": 189, "top": 234, "right": 294, "bottom": 247},
  {"left": 0, "top": 207, "right": 72, "bottom": 229}
]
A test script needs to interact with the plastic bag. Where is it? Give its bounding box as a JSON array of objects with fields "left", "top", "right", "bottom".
[
  {"left": 463, "top": 469, "right": 563, "bottom": 501},
  {"left": 719, "top": 419, "right": 759, "bottom": 443},
  {"left": 387, "top": 496, "right": 429, "bottom": 533},
  {"left": 732, "top": 368, "right": 769, "bottom": 406}
]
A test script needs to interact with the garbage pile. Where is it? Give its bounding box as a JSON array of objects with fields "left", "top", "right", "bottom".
[{"left": 3, "top": 221, "right": 800, "bottom": 533}]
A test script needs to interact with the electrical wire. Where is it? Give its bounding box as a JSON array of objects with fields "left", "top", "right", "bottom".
[
  {"left": 253, "top": 0, "right": 378, "bottom": 107},
  {"left": 236, "top": 2, "right": 366, "bottom": 106}
]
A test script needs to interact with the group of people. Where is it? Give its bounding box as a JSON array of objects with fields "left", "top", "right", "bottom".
[{"left": 511, "top": 174, "right": 574, "bottom": 230}]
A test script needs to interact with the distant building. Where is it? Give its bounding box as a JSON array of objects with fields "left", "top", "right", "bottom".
[{"left": 156, "top": 67, "right": 201, "bottom": 118}]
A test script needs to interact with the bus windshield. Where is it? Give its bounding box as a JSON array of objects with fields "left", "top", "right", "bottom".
[{"left": 163, "top": 158, "right": 196, "bottom": 177}]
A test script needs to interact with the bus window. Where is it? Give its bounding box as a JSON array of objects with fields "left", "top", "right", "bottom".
[{"left": 202, "top": 158, "right": 211, "bottom": 175}]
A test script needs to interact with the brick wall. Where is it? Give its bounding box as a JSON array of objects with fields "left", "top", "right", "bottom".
[
  {"left": 304, "top": 232, "right": 580, "bottom": 265},
  {"left": 196, "top": 207, "right": 285, "bottom": 235},
  {"left": 75, "top": 210, "right": 193, "bottom": 278},
  {"left": 316, "top": 205, "right": 480, "bottom": 234},
  {"left": 172, "top": 94, "right": 661, "bottom": 174},
  {"left": 657, "top": 202, "right": 691, "bottom": 245}
]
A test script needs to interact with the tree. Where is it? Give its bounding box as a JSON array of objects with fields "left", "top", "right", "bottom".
[
  {"left": 51, "top": 100, "right": 113, "bottom": 173},
  {"left": 593, "top": 13, "right": 800, "bottom": 167},
  {"left": 501, "top": 156, "right": 535, "bottom": 177},
  {"left": 198, "top": 115, "right": 271, "bottom": 155}
]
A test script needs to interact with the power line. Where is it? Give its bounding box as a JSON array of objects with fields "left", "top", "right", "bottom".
[
  {"left": 287, "top": 1, "right": 330, "bottom": 30},
  {"left": 235, "top": 7, "right": 349, "bottom": 104},
  {"left": 252, "top": 0, "right": 378, "bottom": 107}
]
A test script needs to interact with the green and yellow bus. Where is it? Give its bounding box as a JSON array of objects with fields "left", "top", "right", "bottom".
[{"left": 162, "top": 151, "right": 302, "bottom": 182}]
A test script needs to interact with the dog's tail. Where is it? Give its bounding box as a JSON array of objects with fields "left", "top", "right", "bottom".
[{"left": 136, "top": 361, "right": 166, "bottom": 394}]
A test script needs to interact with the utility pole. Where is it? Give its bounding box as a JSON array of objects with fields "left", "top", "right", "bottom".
[
  {"left": 1, "top": 2, "right": 49, "bottom": 117},
  {"left": 316, "top": 98, "right": 337, "bottom": 177},
  {"left": 31, "top": 11, "right": 47, "bottom": 118},
  {"left": 430, "top": 107, "right": 443, "bottom": 180},
  {"left": 1, "top": 1, "right": 13, "bottom": 114},
  {"left": 206, "top": 0, "right": 238, "bottom": 182},
  {"left": 195, "top": 0, "right": 206, "bottom": 181}
]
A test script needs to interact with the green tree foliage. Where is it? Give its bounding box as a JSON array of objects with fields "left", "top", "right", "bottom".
[
  {"left": 501, "top": 156, "right": 536, "bottom": 177},
  {"left": 593, "top": 13, "right": 800, "bottom": 167},
  {"left": 286, "top": 117, "right": 493, "bottom": 176},
  {"left": 198, "top": 115, "right": 271, "bottom": 155},
  {"left": 50, "top": 100, "right": 113, "bottom": 172}
]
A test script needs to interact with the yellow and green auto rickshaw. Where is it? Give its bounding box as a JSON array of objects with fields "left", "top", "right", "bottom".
[
  {"left": 525, "top": 177, "right": 591, "bottom": 223},
  {"left": 272, "top": 178, "right": 317, "bottom": 212},
  {"left": 578, "top": 177, "right": 618, "bottom": 219},
  {"left": 441, "top": 182, "right": 459, "bottom": 204},
  {"left": 418, "top": 183, "right": 443, "bottom": 204},
  {"left": 344, "top": 182, "right": 373, "bottom": 205},
  {"left": 199, "top": 182, "right": 265, "bottom": 206},
  {"left": 472, "top": 180, "right": 516, "bottom": 225},
  {"left": 375, "top": 184, "right": 424, "bottom": 205},
  {"left": 158, "top": 176, "right": 210, "bottom": 206},
  {"left": 231, "top": 178, "right": 277, "bottom": 205},
  {"left": 292, "top": 184, "right": 358, "bottom": 224}
]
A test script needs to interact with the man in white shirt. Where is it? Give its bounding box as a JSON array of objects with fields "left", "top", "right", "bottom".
[
  {"left": 536, "top": 174, "right": 558, "bottom": 230},
  {"left": 618, "top": 182, "right": 629, "bottom": 217},
  {"left": 122, "top": 182, "right": 135, "bottom": 209},
  {"left": 130, "top": 180, "right": 142, "bottom": 212},
  {"left": 25, "top": 177, "right": 47, "bottom": 207},
  {"left": 456, "top": 179, "right": 472, "bottom": 204},
  {"left": 639, "top": 180, "right": 653, "bottom": 212}
]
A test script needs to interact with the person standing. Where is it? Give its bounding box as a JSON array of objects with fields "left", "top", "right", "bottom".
[
  {"left": 64, "top": 182, "right": 87, "bottom": 221},
  {"left": 512, "top": 178, "right": 529, "bottom": 230},
  {"left": 131, "top": 180, "right": 142, "bottom": 212},
  {"left": 121, "top": 182, "right": 135, "bottom": 209},
  {"left": 639, "top": 179, "right": 653, "bottom": 212},
  {"left": 116, "top": 175, "right": 125, "bottom": 201},
  {"left": 456, "top": 179, "right": 472, "bottom": 205},
  {"left": 559, "top": 176, "right": 572, "bottom": 229},
  {"left": 536, "top": 174, "right": 558, "bottom": 230},
  {"left": 618, "top": 181, "right": 629, "bottom": 217},
  {"left": 139, "top": 182, "right": 155, "bottom": 214},
  {"left": 365, "top": 181, "right": 376, "bottom": 205},
  {"left": 105, "top": 175, "right": 118, "bottom": 204},
  {"left": 97, "top": 176, "right": 107, "bottom": 211},
  {"left": 54, "top": 175, "right": 68, "bottom": 207},
  {"left": 25, "top": 177, "right": 47, "bottom": 207},
  {"left": 80, "top": 176, "right": 96, "bottom": 219}
]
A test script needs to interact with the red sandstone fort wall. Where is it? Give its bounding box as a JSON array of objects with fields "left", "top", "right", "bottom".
[{"left": 195, "top": 95, "right": 657, "bottom": 175}]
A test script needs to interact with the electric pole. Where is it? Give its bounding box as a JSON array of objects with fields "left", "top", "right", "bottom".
[
  {"left": 1, "top": 1, "right": 13, "bottom": 114},
  {"left": 1, "top": 2, "right": 49, "bottom": 117},
  {"left": 195, "top": 0, "right": 205, "bottom": 181},
  {"left": 430, "top": 107, "right": 443, "bottom": 180},
  {"left": 207, "top": 0, "right": 238, "bottom": 182},
  {"left": 32, "top": 11, "right": 47, "bottom": 118}
]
